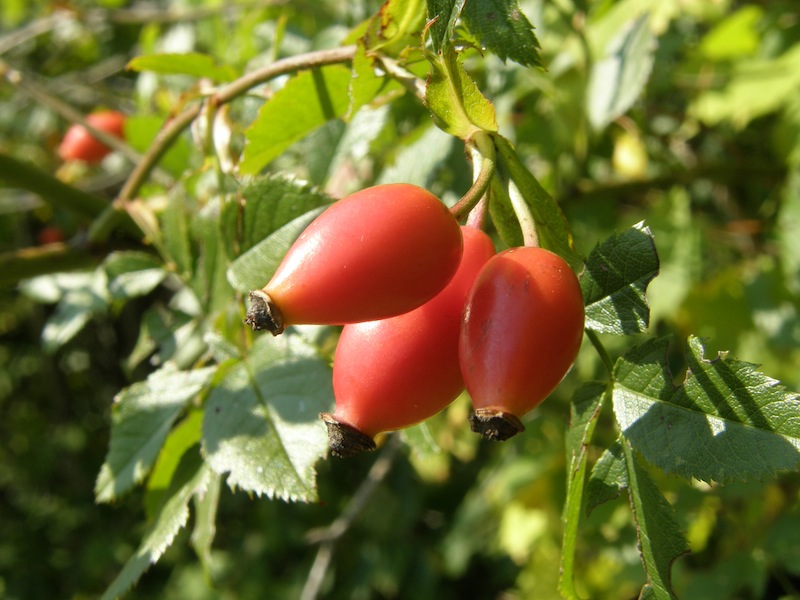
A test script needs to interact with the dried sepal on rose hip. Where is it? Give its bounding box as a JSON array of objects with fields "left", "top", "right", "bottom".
[
  {"left": 321, "top": 226, "right": 496, "bottom": 457},
  {"left": 458, "top": 246, "right": 585, "bottom": 441},
  {"left": 245, "top": 184, "right": 463, "bottom": 335}
]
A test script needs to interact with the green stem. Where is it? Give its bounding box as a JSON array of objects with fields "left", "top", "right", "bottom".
[
  {"left": 586, "top": 328, "right": 614, "bottom": 375},
  {"left": 450, "top": 131, "right": 496, "bottom": 222},
  {"left": 0, "top": 244, "right": 97, "bottom": 287},
  {"left": 507, "top": 177, "right": 539, "bottom": 247}
]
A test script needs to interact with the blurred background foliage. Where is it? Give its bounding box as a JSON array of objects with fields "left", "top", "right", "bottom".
[{"left": 1, "top": 0, "right": 800, "bottom": 598}]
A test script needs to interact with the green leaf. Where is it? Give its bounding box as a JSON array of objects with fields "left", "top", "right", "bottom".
[
  {"left": 425, "top": 0, "right": 464, "bottom": 54},
  {"left": 347, "top": 45, "right": 405, "bottom": 119},
  {"left": 361, "top": 0, "right": 427, "bottom": 54},
  {"left": 765, "top": 513, "right": 800, "bottom": 576},
  {"left": 493, "top": 135, "right": 581, "bottom": 269},
  {"left": 40, "top": 270, "right": 108, "bottom": 353},
  {"left": 236, "top": 174, "right": 332, "bottom": 254},
  {"left": 559, "top": 382, "right": 606, "bottom": 599},
  {"left": 426, "top": 51, "right": 498, "bottom": 139},
  {"left": 202, "top": 333, "right": 333, "bottom": 502},
  {"left": 777, "top": 168, "right": 800, "bottom": 294},
  {"left": 622, "top": 441, "right": 689, "bottom": 600},
  {"left": 128, "top": 52, "right": 237, "bottom": 82},
  {"left": 191, "top": 198, "right": 234, "bottom": 315},
  {"left": 145, "top": 408, "right": 204, "bottom": 519},
  {"left": 227, "top": 206, "right": 326, "bottom": 294},
  {"left": 240, "top": 65, "right": 353, "bottom": 174},
  {"left": 698, "top": 5, "right": 763, "bottom": 60},
  {"left": 586, "top": 438, "right": 627, "bottom": 513},
  {"left": 582, "top": 221, "right": 660, "bottom": 335},
  {"left": 103, "top": 251, "right": 167, "bottom": 300},
  {"left": 191, "top": 471, "right": 221, "bottom": 576},
  {"left": 100, "top": 449, "right": 212, "bottom": 600},
  {"left": 613, "top": 336, "right": 800, "bottom": 483},
  {"left": 587, "top": 14, "right": 656, "bottom": 131},
  {"left": 161, "top": 189, "right": 194, "bottom": 278},
  {"left": 690, "top": 43, "right": 800, "bottom": 129},
  {"left": 462, "top": 0, "right": 541, "bottom": 67},
  {"left": 325, "top": 105, "right": 391, "bottom": 186},
  {"left": 94, "top": 365, "right": 216, "bottom": 503},
  {"left": 124, "top": 115, "right": 192, "bottom": 177},
  {"left": 376, "top": 123, "right": 455, "bottom": 186}
]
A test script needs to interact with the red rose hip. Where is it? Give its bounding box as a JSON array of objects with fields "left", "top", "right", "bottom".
[
  {"left": 459, "top": 247, "right": 585, "bottom": 440},
  {"left": 322, "top": 226, "right": 496, "bottom": 457},
  {"left": 58, "top": 110, "right": 126, "bottom": 163},
  {"left": 245, "top": 184, "right": 463, "bottom": 335}
]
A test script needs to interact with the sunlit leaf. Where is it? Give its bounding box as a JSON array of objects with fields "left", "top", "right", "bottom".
[
  {"left": 690, "top": 43, "right": 800, "bottom": 129},
  {"left": 202, "top": 333, "right": 332, "bottom": 502},
  {"left": 227, "top": 206, "right": 326, "bottom": 294},
  {"left": 145, "top": 408, "right": 204, "bottom": 518},
  {"left": 613, "top": 336, "right": 800, "bottom": 483},
  {"left": 40, "top": 270, "right": 108, "bottom": 353},
  {"left": 426, "top": 51, "right": 497, "bottom": 138},
  {"left": 240, "top": 65, "right": 353, "bottom": 174},
  {"left": 425, "top": 0, "right": 463, "bottom": 54},
  {"left": 462, "top": 0, "right": 541, "bottom": 67},
  {"left": 587, "top": 14, "right": 656, "bottom": 130},
  {"left": 128, "top": 52, "right": 237, "bottom": 82},
  {"left": 698, "top": 5, "right": 763, "bottom": 60},
  {"left": 95, "top": 365, "right": 216, "bottom": 503},
  {"left": 376, "top": 123, "right": 454, "bottom": 187},
  {"left": 103, "top": 251, "right": 166, "bottom": 300},
  {"left": 582, "top": 221, "right": 659, "bottom": 335}
]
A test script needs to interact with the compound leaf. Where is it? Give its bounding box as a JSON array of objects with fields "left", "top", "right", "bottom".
[
  {"left": 202, "top": 333, "right": 332, "bottom": 502},
  {"left": 613, "top": 336, "right": 800, "bottom": 484},
  {"left": 95, "top": 365, "right": 216, "bottom": 503},
  {"left": 462, "top": 0, "right": 541, "bottom": 67},
  {"left": 582, "top": 221, "right": 660, "bottom": 334},
  {"left": 241, "top": 65, "right": 353, "bottom": 174}
]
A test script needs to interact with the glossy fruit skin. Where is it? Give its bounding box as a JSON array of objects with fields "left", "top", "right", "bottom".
[
  {"left": 325, "top": 226, "right": 495, "bottom": 451},
  {"left": 249, "top": 184, "right": 463, "bottom": 334},
  {"left": 58, "top": 110, "right": 126, "bottom": 163},
  {"left": 459, "top": 247, "right": 584, "bottom": 421}
]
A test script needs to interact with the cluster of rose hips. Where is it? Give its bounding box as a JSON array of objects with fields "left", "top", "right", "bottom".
[{"left": 245, "top": 184, "right": 585, "bottom": 457}]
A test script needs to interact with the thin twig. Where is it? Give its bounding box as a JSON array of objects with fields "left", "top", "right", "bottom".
[
  {"left": 116, "top": 45, "right": 358, "bottom": 205},
  {"left": 88, "top": 45, "right": 357, "bottom": 244},
  {"left": 374, "top": 54, "right": 427, "bottom": 103},
  {"left": 300, "top": 435, "right": 403, "bottom": 600},
  {"left": 0, "top": 13, "right": 62, "bottom": 56}
]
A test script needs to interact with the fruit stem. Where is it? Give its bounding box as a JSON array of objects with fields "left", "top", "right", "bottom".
[
  {"left": 244, "top": 290, "right": 286, "bottom": 335},
  {"left": 451, "top": 131, "right": 496, "bottom": 222},
  {"left": 508, "top": 178, "right": 539, "bottom": 248}
]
